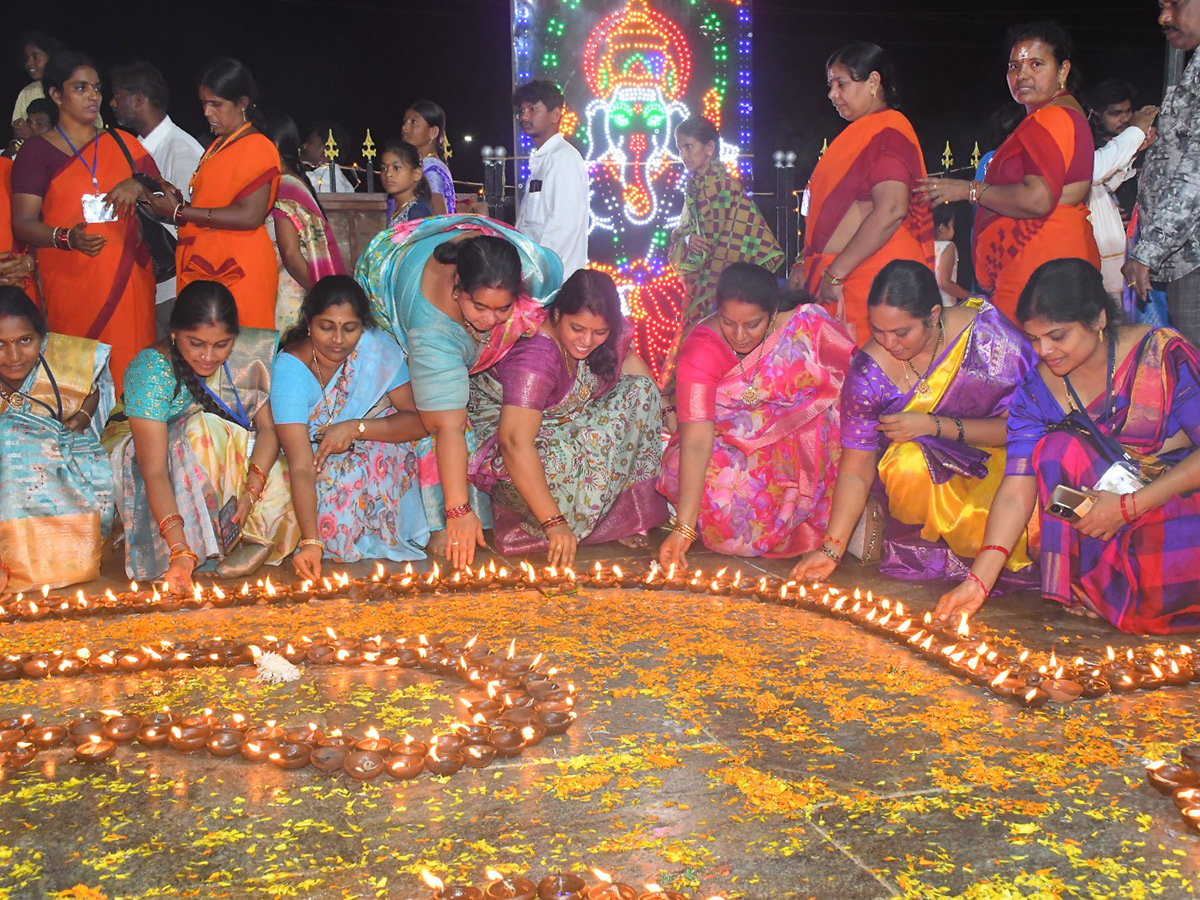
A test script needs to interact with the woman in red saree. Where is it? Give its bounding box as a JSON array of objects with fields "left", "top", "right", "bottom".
[
  {"left": 800, "top": 43, "right": 934, "bottom": 345},
  {"left": 919, "top": 23, "right": 1099, "bottom": 323},
  {"left": 658, "top": 263, "right": 854, "bottom": 568},
  {"left": 0, "top": 157, "right": 39, "bottom": 298},
  {"left": 145, "top": 59, "right": 280, "bottom": 329},
  {"left": 10, "top": 52, "right": 156, "bottom": 394}
]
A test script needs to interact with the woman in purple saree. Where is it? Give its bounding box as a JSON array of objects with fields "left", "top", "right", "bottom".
[
  {"left": 936, "top": 259, "right": 1200, "bottom": 634},
  {"left": 468, "top": 269, "right": 668, "bottom": 565},
  {"left": 794, "top": 260, "right": 1037, "bottom": 584}
]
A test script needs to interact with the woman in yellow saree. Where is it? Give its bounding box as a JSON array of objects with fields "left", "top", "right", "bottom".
[{"left": 792, "top": 260, "right": 1038, "bottom": 585}]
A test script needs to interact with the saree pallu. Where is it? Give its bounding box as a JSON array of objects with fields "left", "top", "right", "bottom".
[
  {"left": 18, "top": 132, "right": 157, "bottom": 395},
  {"left": 177, "top": 131, "right": 281, "bottom": 328},
  {"left": 1012, "top": 329, "right": 1200, "bottom": 634},
  {"left": 660, "top": 304, "right": 854, "bottom": 557},
  {"left": 468, "top": 331, "right": 668, "bottom": 553},
  {"left": 0, "top": 334, "right": 114, "bottom": 590},
  {"left": 803, "top": 110, "right": 935, "bottom": 346},
  {"left": 663, "top": 158, "right": 784, "bottom": 380},
  {"left": 270, "top": 173, "right": 346, "bottom": 331},
  {"left": 0, "top": 157, "right": 38, "bottom": 302},
  {"left": 277, "top": 331, "right": 427, "bottom": 563},
  {"left": 869, "top": 300, "right": 1037, "bottom": 583},
  {"left": 106, "top": 329, "right": 298, "bottom": 580},
  {"left": 356, "top": 214, "right": 564, "bottom": 530},
  {"left": 973, "top": 104, "right": 1100, "bottom": 322}
]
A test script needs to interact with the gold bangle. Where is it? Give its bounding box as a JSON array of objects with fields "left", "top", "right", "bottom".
[
  {"left": 668, "top": 519, "right": 700, "bottom": 543},
  {"left": 158, "top": 514, "right": 184, "bottom": 539},
  {"left": 298, "top": 539, "right": 325, "bottom": 551}
]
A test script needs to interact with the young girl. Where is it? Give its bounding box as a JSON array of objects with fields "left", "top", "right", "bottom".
[
  {"left": 381, "top": 141, "right": 434, "bottom": 227},
  {"left": 400, "top": 101, "right": 456, "bottom": 215},
  {"left": 933, "top": 203, "right": 970, "bottom": 305}
]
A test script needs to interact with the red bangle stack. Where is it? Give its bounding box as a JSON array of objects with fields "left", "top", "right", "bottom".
[
  {"left": 980, "top": 544, "right": 1011, "bottom": 561},
  {"left": 965, "top": 572, "right": 990, "bottom": 599},
  {"left": 445, "top": 503, "right": 471, "bottom": 520},
  {"left": 1119, "top": 493, "right": 1139, "bottom": 525}
]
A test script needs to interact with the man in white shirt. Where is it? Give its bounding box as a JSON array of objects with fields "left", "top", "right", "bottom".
[
  {"left": 110, "top": 61, "right": 204, "bottom": 336},
  {"left": 512, "top": 80, "right": 589, "bottom": 275},
  {"left": 301, "top": 122, "right": 358, "bottom": 193},
  {"left": 1086, "top": 79, "right": 1158, "bottom": 297}
]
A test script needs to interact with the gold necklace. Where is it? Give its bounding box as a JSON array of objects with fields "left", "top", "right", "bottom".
[
  {"left": 729, "top": 316, "right": 776, "bottom": 406},
  {"left": 311, "top": 344, "right": 339, "bottom": 429},
  {"left": 905, "top": 319, "right": 944, "bottom": 396}
]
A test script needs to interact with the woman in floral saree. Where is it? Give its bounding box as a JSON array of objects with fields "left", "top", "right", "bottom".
[
  {"left": 0, "top": 287, "right": 114, "bottom": 593},
  {"left": 658, "top": 263, "right": 854, "bottom": 568},
  {"left": 792, "top": 260, "right": 1037, "bottom": 586},
  {"left": 272, "top": 276, "right": 429, "bottom": 579},
  {"left": 936, "top": 259, "right": 1200, "bottom": 635},
  {"left": 469, "top": 269, "right": 667, "bottom": 566},
  {"left": 105, "top": 281, "right": 297, "bottom": 589}
]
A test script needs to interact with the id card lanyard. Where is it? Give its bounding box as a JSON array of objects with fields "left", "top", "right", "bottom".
[
  {"left": 57, "top": 125, "right": 101, "bottom": 192},
  {"left": 201, "top": 362, "right": 251, "bottom": 430}
]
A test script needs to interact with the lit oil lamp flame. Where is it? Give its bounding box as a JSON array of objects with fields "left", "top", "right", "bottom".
[
  {"left": 991, "top": 668, "right": 1012, "bottom": 687},
  {"left": 507, "top": 639, "right": 516, "bottom": 660},
  {"left": 646, "top": 885, "right": 663, "bottom": 894},
  {"left": 487, "top": 869, "right": 506, "bottom": 883},
  {"left": 421, "top": 869, "right": 444, "bottom": 891},
  {"left": 170, "top": 726, "right": 182, "bottom": 739},
  {"left": 956, "top": 612, "right": 970, "bottom": 638},
  {"left": 565, "top": 566, "right": 577, "bottom": 581},
  {"left": 325, "top": 627, "right": 338, "bottom": 641},
  {"left": 1150, "top": 663, "right": 1164, "bottom": 678},
  {"left": 521, "top": 726, "right": 535, "bottom": 740},
  {"left": 364, "top": 726, "right": 380, "bottom": 740},
  {"left": 667, "top": 562, "right": 677, "bottom": 580},
  {"left": 40, "top": 584, "right": 49, "bottom": 598},
  {"left": 1105, "top": 645, "right": 1116, "bottom": 662},
  {"left": 592, "top": 869, "right": 613, "bottom": 884},
  {"left": 612, "top": 564, "right": 624, "bottom": 579}
]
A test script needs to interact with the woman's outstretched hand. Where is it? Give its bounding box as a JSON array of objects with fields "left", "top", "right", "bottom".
[{"left": 932, "top": 578, "right": 988, "bottom": 625}]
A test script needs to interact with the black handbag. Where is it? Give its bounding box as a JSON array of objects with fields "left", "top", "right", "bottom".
[{"left": 107, "top": 128, "right": 177, "bottom": 284}]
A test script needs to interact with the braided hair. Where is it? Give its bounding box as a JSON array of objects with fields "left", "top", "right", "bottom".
[{"left": 168, "top": 280, "right": 243, "bottom": 424}]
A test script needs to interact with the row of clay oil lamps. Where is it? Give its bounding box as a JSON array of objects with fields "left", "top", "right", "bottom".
[
  {"left": 0, "top": 636, "right": 575, "bottom": 781},
  {"left": 3, "top": 560, "right": 1198, "bottom": 707},
  {"left": 420, "top": 867, "right": 724, "bottom": 900},
  {"left": 1145, "top": 745, "right": 1200, "bottom": 836}
]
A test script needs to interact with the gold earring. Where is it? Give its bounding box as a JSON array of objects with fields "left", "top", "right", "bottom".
[
  {"left": 1098, "top": 327, "right": 1105, "bottom": 343},
  {"left": 870, "top": 88, "right": 877, "bottom": 99}
]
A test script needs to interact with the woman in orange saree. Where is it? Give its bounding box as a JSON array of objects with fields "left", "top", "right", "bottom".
[
  {"left": 0, "top": 157, "right": 39, "bottom": 298},
  {"left": 800, "top": 43, "right": 934, "bottom": 346},
  {"left": 919, "top": 23, "right": 1099, "bottom": 323},
  {"left": 145, "top": 59, "right": 280, "bottom": 329},
  {"left": 10, "top": 52, "right": 156, "bottom": 395}
]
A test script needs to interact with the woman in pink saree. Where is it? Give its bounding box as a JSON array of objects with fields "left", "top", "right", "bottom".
[{"left": 658, "top": 263, "right": 855, "bottom": 567}]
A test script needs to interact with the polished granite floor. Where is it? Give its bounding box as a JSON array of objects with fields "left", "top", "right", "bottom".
[{"left": 0, "top": 535, "right": 1196, "bottom": 899}]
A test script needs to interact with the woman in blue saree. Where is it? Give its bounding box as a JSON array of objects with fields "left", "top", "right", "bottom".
[
  {"left": 0, "top": 286, "right": 114, "bottom": 593},
  {"left": 272, "top": 276, "right": 429, "bottom": 579},
  {"left": 356, "top": 214, "right": 563, "bottom": 569}
]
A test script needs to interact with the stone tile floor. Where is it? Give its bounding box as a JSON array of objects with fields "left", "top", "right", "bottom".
[{"left": 0, "top": 534, "right": 1196, "bottom": 899}]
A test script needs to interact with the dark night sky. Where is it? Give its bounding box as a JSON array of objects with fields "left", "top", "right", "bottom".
[{"left": 5, "top": 0, "right": 1170, "bottom": 190}]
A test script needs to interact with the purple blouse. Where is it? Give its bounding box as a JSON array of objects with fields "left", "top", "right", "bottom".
[
  {"left": 840, "top": 301, "right": 1037, "bottom": 452},
  {"left": 491, "top": 328, "right": 630, "bottom": 410}
]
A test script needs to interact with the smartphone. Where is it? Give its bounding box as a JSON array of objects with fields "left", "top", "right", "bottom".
[
  {"left": 217, "top": 496, "right": 243, "bottom": 554},
  {"left": 1047, "top": 485, "right": 1095, "bottom": 522}
]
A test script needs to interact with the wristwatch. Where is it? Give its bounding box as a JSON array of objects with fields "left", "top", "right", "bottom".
[{"left": 357, "top": 420, "right": 366, "bottom": 435}]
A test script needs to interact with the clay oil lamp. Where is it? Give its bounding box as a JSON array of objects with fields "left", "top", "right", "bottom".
[
  {"left": 1043, "top": 668, "right": 1084, "bottom": 704},
  {"left": 2, "top": 714, "right": 36, "bottom": 731},
  {"left": 306, "top": 644, "right": 335, "bottom": 665},
  {"left": 181, "top": 711, "right": 218, "bottom": 735},
  {"left": 641, "top": 565, "right": 664, "bottom": 592},
  {"left": 989, "top": 669, "right": 1024, "bottom": 699},
  {"left": 1110, "top": 671, "right": 1143, "bottom": 693},
  {"left": 537, "top": 872, "right": 587, "bottom": 900},
  {"left": 136, "top": 726, "right": 170, "bottom": 749},
  {"left": 344, "top": 748, "right": 386, "bottom": 782},
  {"left": 1163, "top": 658, "right": 1193, "bottom": 686},
  {"left": 489, "top": 726, "right": 525, "bottom": 759},
  {"left": 1077, "top": 671, "right": 1110, "bottom": 699},
  {"left": 520, "top": 724, "right": 547, "bottom": 748},
  {"left": 464, "top": 744, "right": 497, "bottom": 767},
  {"left": 1183, "top": 806, "right": 1200, "bottom": 834},
  {"left": 586, "top": 869, "right": 636, "bottom": 900},
  {"left": 203, "top": 728, "right": 243, "bottom": 758},
  {"left": 422, "top": 870, "right": 483, "bottom": 900},
  {"left": 355, "top": 726, "right": 391, "bottom": 754},
  {"left": 1173, "top": 787, "right": 1200, "bottom": 810},
  {"left": 101, "top": 712, "right": 143, "bottom": 744},
  {"left": 116, "top": 649, "right": 149, "bottom": 673},
  {"left": 311, "top": 745, "right": 349, "bottom": 773},
  {"left": 89, "top": 652, "right": 119, "bottom": 674},
  {"left": 385, "top": 752, "right": 424, "bottom": 780},
  {"left": 286, "top": 723, "right": 324, "bottom": 746},
  {"left": 68, "top": 717, "right": 105, "bottom": 745},
  {"left": 21, "top": 655, "right": 52, "bottom": 679},
  {"left": 424, "top": 742, "right": 464, "bottom": 777},
  {"left": 456, "top": 719, "right": 493, "bottom": 746},
  {"left": 220, "top": 713, "right": 249, "bottom": 734},
  {"left": 485, "top": 868, "right": 537, "bottom": 900},
  {"left": 245, "top": 722, "right": 285, "bottom": 743},
  {"left": 1146, "top": 759, "right": 1200, "bottom": 795},
  {"left": 0, "top": 657, "right": 22, "bottom": 680},
  {"left": 1019, "top": 687, "right": 1050, "bottom": 709},
  {"left": 269, "top": 742, "right": 312, "bottom": 771},
  {"left": 634, "top": 884, "right": 687, "bottom": 900},
  {"left": 1181, "top": 744, "right": 1200, "bottom": 775},
  {"left": 468, "top": 697, "right": 506, "bottom": 722},
  {"left": 17, "top": 594, "right": 50, "bottom": 622},
  {"left": 74, "top": 734, "right": 116, "bottom": 764},
  {"left": 30, "top": 725, "right": 67, "bottom": 750},
  {"left": 0, "top": 729, "right": 24, "bottom": 752},
  {"left": 241, "top": 740, "right": 278, "bottom": 763},
  {"left": 3, "top": 742, "right": 38, "bottom": 771},
  {"left": 169, "top": 725, "right": 207, "bottom": 753}
]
